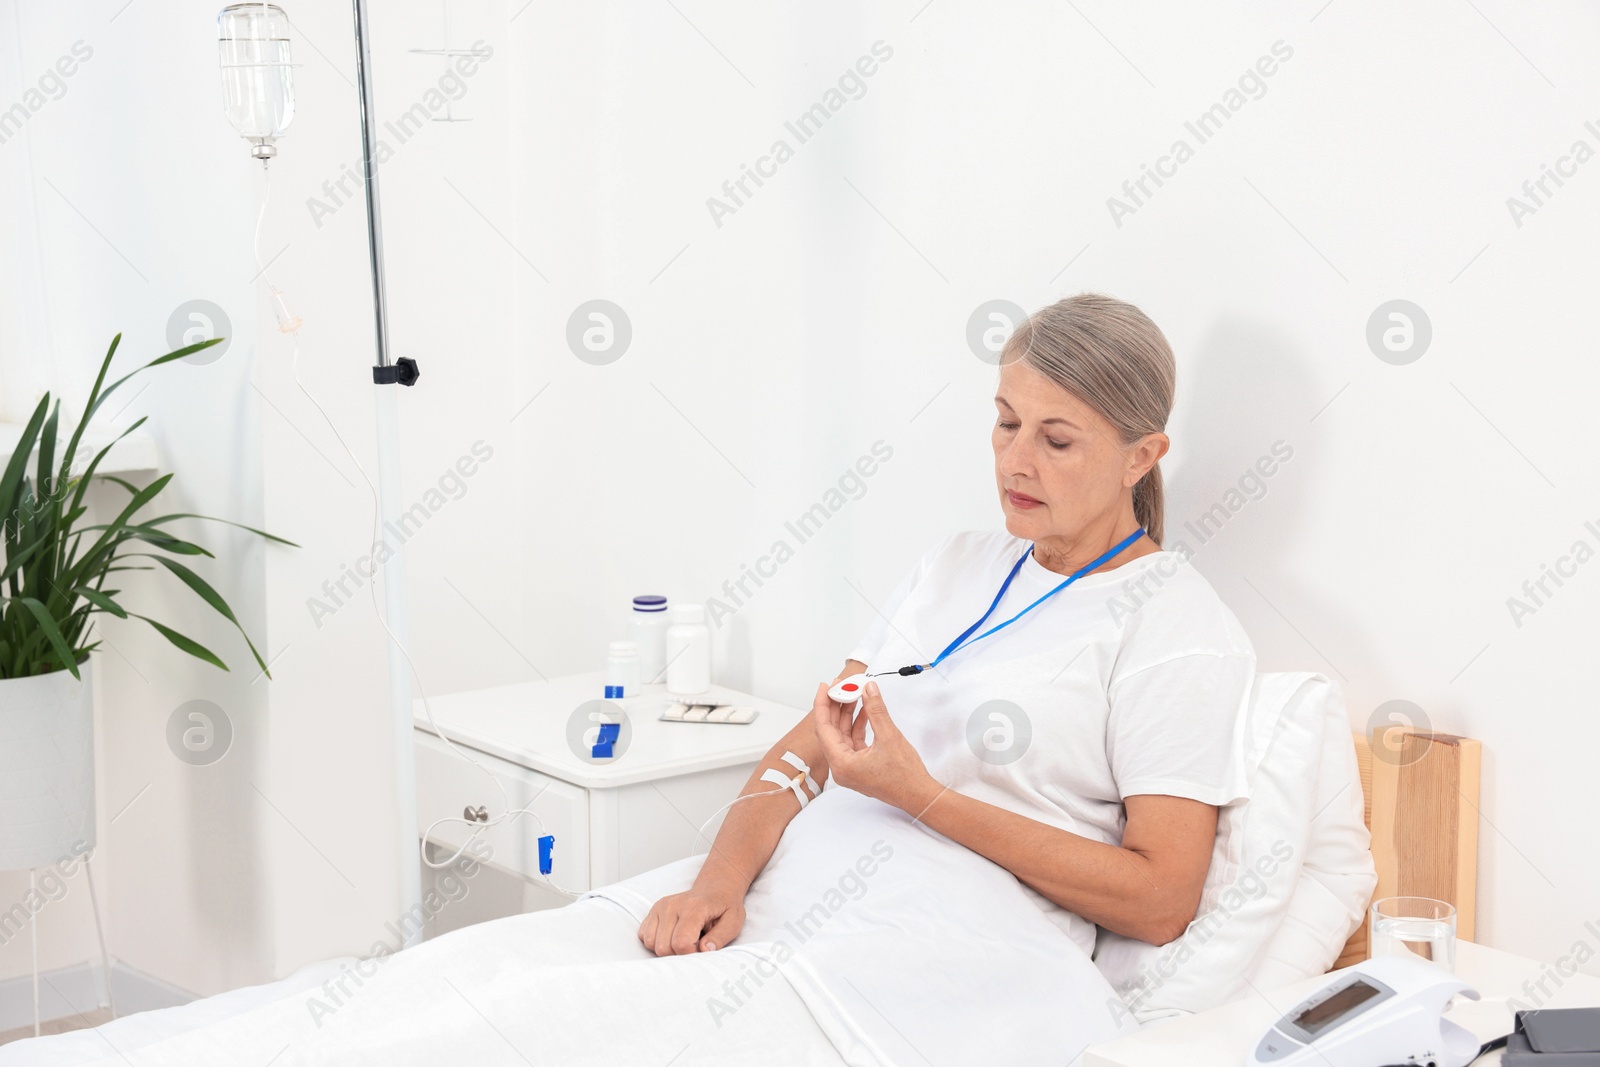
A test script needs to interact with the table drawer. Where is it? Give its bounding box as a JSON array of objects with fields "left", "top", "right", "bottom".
[{"left": 415, "top": 729, "right": 590, "bottom": 891}]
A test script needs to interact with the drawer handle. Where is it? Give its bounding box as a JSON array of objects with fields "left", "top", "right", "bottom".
[{"left": 463, "top": 805, "right": 488, "bottom": 823}]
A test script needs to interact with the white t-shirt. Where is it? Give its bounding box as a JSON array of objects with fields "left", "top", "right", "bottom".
[{"left": 840, "top": 528, "right": 1256, "bottom": 954}]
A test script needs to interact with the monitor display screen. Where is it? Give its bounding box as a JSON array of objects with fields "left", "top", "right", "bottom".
[{"left": 1294, "top": 980, "right": 1383, "bottom": 1037}]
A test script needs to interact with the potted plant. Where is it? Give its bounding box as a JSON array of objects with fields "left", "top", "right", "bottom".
[{"left": 0, "top": 334, "right": 291, "bottom": 871}]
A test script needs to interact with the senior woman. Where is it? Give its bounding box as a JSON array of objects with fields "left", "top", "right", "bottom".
[{"left": 637, "top": 293, "right": 1255, "bottom": 1055}]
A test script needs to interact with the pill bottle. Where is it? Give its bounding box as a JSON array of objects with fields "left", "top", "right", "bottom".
[
  {"left": 605, "top": 640, "right": 641, "bottom": 700},
  {"left": 630, "top": 595, "right": 669, "bottom": 683},
  {"left": 664, "top": 602, "right": 711, "bottom": 697}
]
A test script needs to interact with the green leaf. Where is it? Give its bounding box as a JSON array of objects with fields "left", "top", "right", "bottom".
[
  {"left": 0, "top": 535, "right": 49, "bottom": 585},
  {"left": 73, "top": 520, "right": 260, "bottom": 563},
  {"left": 12, "top": 596, "right": 82, "bottom": 679},
  {"left": 130, "top": 613, "right": 227, "bottom": 671},
  {"left": 150, "top": 557, "right": 266, "bottom": 674},
  {"left": 67, "top": 416, "right": 149, "bottom": 517},
  {"left": 35, "top": 401, "right": 59, "bottom": 513},
  {"left": 60, "top": 334, "right": 120, "bottom": 469},
  {"left": 71, "top": 472, "right": 174, "bottom": 568},
  {"left": 72, "top": 587, "right": 127, "bottom": 618},
  {"left": 84, "top": 338, "right": 223, "bottom": 427},
  {"left": 146, "top": 337, "right": 224, "bottom": 366},
  {"left": 120, "top": 529, "right": 212, "bottom": 556},
  {"left": 0, "top": 396, "right": 49, "bottom": 532},
  {"left": 142, "top": 512, "right": 299, "bottom": 548}
]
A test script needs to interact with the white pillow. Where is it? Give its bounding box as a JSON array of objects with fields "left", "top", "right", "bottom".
[
  {"left": 1092, "top": 672, "right": 1334, "bottom": 1023},
  {"left": 1248, "top": 679, "right": 1376, "bottom": 989}
]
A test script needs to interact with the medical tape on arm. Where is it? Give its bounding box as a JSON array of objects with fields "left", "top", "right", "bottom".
[
  {"left": 759, "top": 751, "right": 818, "bottom": 810},
  {"left": 778, "top": 751, "right": 819, "bottom": 796}
]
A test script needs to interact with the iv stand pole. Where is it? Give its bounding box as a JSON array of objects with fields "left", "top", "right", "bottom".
[{"left": 351, "top": 0, "right": 424, "bottom": 948}]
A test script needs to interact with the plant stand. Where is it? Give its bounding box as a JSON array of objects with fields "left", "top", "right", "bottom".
[
  {"left": 85, "top": 852, "right": 116, "bottom": 1021},
  {"left": 15, "top": 852, "right": 116, "bottom": 1037},
  {"left": 0, "top": 663, "right": 114, "bottom": 1033}
]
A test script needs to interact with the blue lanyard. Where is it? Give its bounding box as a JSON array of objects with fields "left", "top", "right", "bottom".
[{"left": 907, "top": 528, "right": 1146, "bottom": 674}]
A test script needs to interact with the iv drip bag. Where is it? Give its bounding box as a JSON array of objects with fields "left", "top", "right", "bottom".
[{"left": 218, "top": 3, "right": 295, "bottom": 159}]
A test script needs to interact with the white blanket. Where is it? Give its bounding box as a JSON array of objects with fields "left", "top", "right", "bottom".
[
  {"left": 586, "top": 787, "right": 1141, "bottom": 1065},
  {"left": 0, "top": 896, "right": 847, "bottom": 1066},
  {"left": 4, "top": 788, "right": 1139, "bottom": 1065}
]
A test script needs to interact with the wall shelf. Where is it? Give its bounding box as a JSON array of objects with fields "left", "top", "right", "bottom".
[{"left": 0, "top": 421, "right": 158, "bottom": 479}]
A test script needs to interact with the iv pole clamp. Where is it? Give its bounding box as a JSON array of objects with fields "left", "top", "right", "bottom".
[
  {"left": 372, "top": 357, "right": 420, "bottom": 386},
  {"left": 352, "top": 0, "right": 420, "bottom": 389}
]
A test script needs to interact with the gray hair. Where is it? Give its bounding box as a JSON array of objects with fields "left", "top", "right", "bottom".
[{"left": 998, "top": 293, "right": 1176, "bottom": 544}]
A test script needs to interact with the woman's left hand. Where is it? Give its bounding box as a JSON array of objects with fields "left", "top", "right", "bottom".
[{"left": 812, "top": 680, "right": 941, "bottom": 815}]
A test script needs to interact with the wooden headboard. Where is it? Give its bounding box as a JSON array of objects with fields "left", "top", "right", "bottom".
[{"left": 1331, "top": 726, "right": 1482, "bottom": 970}]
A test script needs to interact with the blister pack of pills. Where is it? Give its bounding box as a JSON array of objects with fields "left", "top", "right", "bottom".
[{"left": 659, "top": 702, "right": 758, "bottom": 724}]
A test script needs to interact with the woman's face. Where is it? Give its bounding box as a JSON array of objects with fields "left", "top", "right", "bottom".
[{"left": 991, "top": 360, "right": 1166, "bottom": 544}]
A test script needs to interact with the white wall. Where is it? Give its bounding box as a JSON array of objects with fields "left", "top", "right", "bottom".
[
  {"left": 501, "top": 0, "right": 1600, "bottom": 971},
  {"left": 0, "top": 0, "right": 1595, "bottom": 997},
  {"left": 505, "top": 0, "right": 1600, "bottom": 976}
]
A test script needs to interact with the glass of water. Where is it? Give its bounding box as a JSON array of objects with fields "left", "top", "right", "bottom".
[{"left": 1371, "top": 896, "right": 1457, "bottom": 972}]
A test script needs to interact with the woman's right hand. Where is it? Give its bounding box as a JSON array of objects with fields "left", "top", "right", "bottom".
[{"left": 637, "top": 882, "right": 746, "bottom": 956}]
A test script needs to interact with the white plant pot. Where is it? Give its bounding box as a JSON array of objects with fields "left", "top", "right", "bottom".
[{"left": 0, "top": 661, "right": 95, "bottom": 870}]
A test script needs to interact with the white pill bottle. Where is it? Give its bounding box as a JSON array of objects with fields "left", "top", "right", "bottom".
[
  {"left": 604, "top": 640, "right": 641, "bottom": 700},
  {"left": 664, "top": 602, "right": 712, "bottom": 697},
  {"left": 629, "top": 595, "right": 670, "bottom": 683}
]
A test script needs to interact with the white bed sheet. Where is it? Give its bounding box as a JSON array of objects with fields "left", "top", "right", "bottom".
[
  {"left": 0, "top": 955, "right": 354, "bottom": 1067},
  {"left": 0, "top": 896, "right": 849, "bottom": 1067}
]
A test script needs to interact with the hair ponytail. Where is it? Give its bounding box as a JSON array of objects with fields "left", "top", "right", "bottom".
[{"left": 1132, "top": 464, "right": 1164, "bottom": 546}]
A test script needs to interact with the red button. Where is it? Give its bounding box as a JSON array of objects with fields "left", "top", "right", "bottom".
[{"left": 841, "top": 683, "right": 858, "bottom": 692}]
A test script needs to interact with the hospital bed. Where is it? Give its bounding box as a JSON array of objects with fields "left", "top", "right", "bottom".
[{"left": 0, "top": 713, "right": 1480, "bottom": 1067}]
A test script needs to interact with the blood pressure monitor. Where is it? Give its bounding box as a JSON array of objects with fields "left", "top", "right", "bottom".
[{"left": 1248, "top": 956, "right": 1481, "bottom": 1067}]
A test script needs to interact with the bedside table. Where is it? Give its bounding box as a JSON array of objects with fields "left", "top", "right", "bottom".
[
  {"left": 1083, "top": 940, "right": 1600, "bottom": 1067},
  {"left": 413, "top": 672, "right": 803, "bottom": 905}
]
